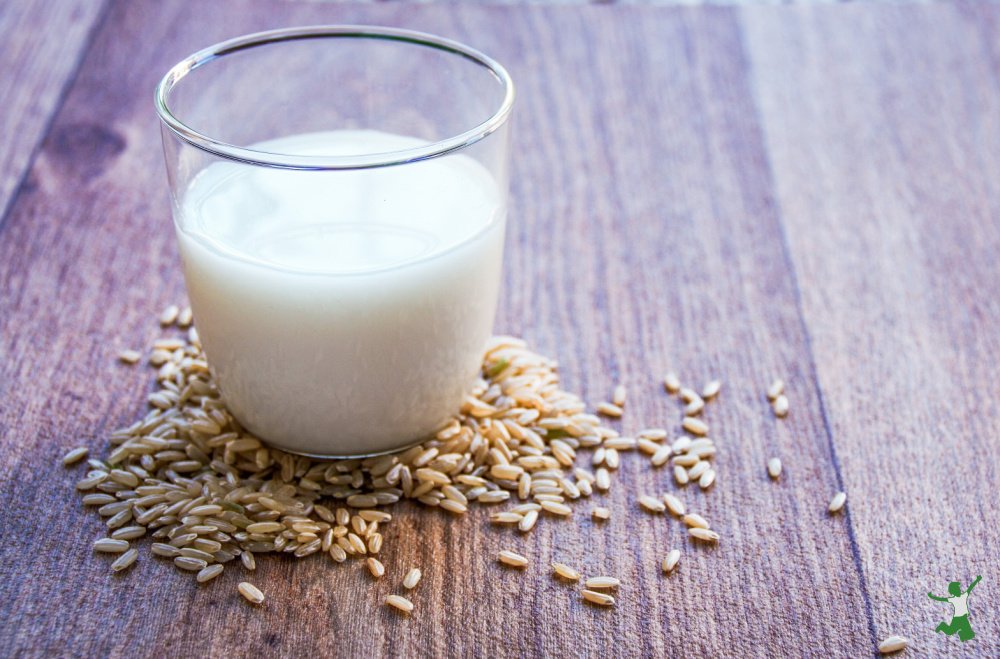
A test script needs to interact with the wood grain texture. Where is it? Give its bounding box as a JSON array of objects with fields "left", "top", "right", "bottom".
[
  {"left": 0, "top": 0, "right": 995, "bottom": 656},
  {"left": 0, "top": 0, "right": 108, "bottom": 223},
  {"left": 743, "top": 4, "right": 1000, "bottom": 654}
]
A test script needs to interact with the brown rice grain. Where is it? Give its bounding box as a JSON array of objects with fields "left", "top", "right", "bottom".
[
  {"left": 111, "top": 526, "right": 146, "bottom": 541},
  {"left": 701, "top": 380, "right": 721, "bottom": 399},
  {"left": 118, "top": 350, "right": 142, "bottom": 365},
  {"left": 403, "top": 568, "right": 422, "bottom": 590},
  {"left": 595, "top": 468, "right": 611, "bottom": 492},
  {"left": 111, "top": 548, "right": 138, "bottom": 572},
  {"left": 94, "top": 538, "right": 129, "bottom": 553},
  {"left": 498, "top": 550, "right": 529, "bottom": 567},
  {"left": 638, "top": 438, "right": 660, "bottom": 455},
  {"left": 688, "top": 528, "right": 720, "bottom": 542},
  {"left": 238, "top": 581, "right": 265, "bottom": 604},
  {"left": 674, "top": 465, "right": 690, "bottom": 485},
  {"left": 439, "top": 499, "right": 468, "bottom": 514},
  {"left": 197, "top": 564, "right": 224, "bottom": 583},
  {"left": 682, "top": 417, "right": 709, "bottom": 436},
  {"left": 671, "top": 436, "right": 693, "bottom": 453},
  {"left": 687, "top": 460, "right": 710, "bottom": 479},
  {"left": 878, "top": 636, "right": 907, "bottom": 654},
  {"left": 518, "top": 509, "right": 539, "bottom": 532},
  {"left": 684, "top": 398, "right": 705, "bottom": 416},
  {"left": 639, "top": 428, "right": 668, "bottom": 441},
  {"left": 540, "top": 501, "right": 572, "bottom": 516},
  {"left": 678, "top": 388, "right": 699, "bottom": 404},
  {"left": 651, "top": 445, "right": 672, "bottom": 467},
  {"left": 175, "top": 556, "right": 207, "bottom": 571},
  {"left": 581, "top": 590, "right": 614, "bottom": 606},
  {"left": 62, "top": 447, "right": 89, "bottom": 465},
  {"left": 368, "top": 534, "right": 383, "bottom": 554},
  {"left": 662, "top": 549, "right": 681, "bottom": 573},
  {"left": 768, "top": 458, "right": 782, "bottom": 479},
  {"left": 603, "top": 437, "right": 636, "bottom": 451},
  {"left": 159, "top": 305, "right": 180, "bottom": 326},
  {"left": 491, "top": 512, "right": 523, "bottom": 524},
  {"left": 585, "top": 576, "right": 620, "bottom": 589},
  {"left": 241, "top": 551, "right": 256, "bottom": 570},
  {"left": 152, "top": 543, "right": 180, "bottom": 557},
  {"left": 767, "top": 379, "right": 785, "bottom": 401},
  {"left": 612, "top": 385, "right": 627, "bottom": 407},
  {"left": 386, "top": 595, "right": 413, "bottom": 613},
  {"left": 639, "top": 495, "right": 666, "bottom": 513},
  {"left": 683, "top": 513, "right": 710, "bottom": 529},
  {"left": 597, "top": 402, "right": 623, "bottom": 418},
  {"left": 552, "top": 563, "right": 581, "bottom": 581},
  {"left": 367, "top": 557, "right": 385, "bottom": 578},
  {"left": 663, "top": 494, "right": 685, "bottom": 517}
]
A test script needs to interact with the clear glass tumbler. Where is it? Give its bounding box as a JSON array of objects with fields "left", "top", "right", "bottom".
[{"left": 154, "top": 27, "right": 514, "bottom": 457}]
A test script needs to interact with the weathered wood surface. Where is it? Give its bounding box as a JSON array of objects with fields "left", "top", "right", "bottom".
[
  {"left": 0, "top": 0, "right": 107, "bottom": 223},
  {"left": 743, "top": 4, "right": 1000, "bottom": 654},
  {"left": 0, "top": 0, "right": 996, "bottom": 656}
]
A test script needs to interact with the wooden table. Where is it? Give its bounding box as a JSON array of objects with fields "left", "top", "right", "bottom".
[{"left": 2, "top": 0, "right": 998, "bottom": 656}]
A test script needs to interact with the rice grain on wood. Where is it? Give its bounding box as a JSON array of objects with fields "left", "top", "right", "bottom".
[
  {"left": 403, "top": 568, "right": 422, "bottom": 590},
  {"left": 498, "top": 550, "right": 529, "bottom": 567},
  {"left": 238, "top": 582, "right": 265, "bottom": 604},
  {"left": 581, "top": 590, "right": 615, "bottom": 606},
  {"left": 662, "top": 549, "right": 681, "bottom": 573},
  {"left": 552, "top": 563, "right": 581, "bottom": 581}
]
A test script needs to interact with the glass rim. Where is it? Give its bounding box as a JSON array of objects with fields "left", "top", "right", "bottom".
[{"left": 153, "top": 25, "right": 515, "bottom": 170}]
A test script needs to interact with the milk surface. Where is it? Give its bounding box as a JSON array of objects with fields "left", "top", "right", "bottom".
[{"left": 175, "top": 130, "right": 506, "bottom": 455}]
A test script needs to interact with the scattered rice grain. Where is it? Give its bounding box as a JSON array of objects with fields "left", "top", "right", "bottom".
[
  {"left": 681, "top": 418, "right": 709, "bottom": 436},
  {"left": 238, "top": 581, "right": 265, "bottom": 604},
  {"left": 403, "top": 568, "right": 422, "bottom": 589},
  {"left": 386, "top": 594, "right": 413, "bottom": 613},
  {"left": 581, "top": 590, "right": 614, "bottom": 606},
  {"left": 367, "top": 557, "right": 385, "bottom": 578},
  {"left": 552, "top": 563, "right": 580, "bottom": 581},
  {"left": 585, "top": 576, "right": 620, "bottom": 589},
  {"left": 62, "top": 447, "right": 89, "bottom": 465},
  {"left": 688, "top": 528, "right": 720, "bottom": 542},
  {"left": 498, "top": 550, "right": 528, "bottom": 567},
  {"left": 662, "top": 549, "right": 681, "bottom": 573},
  {"left": 597, "top": 402, "right": 623, "bottom": 418},
  {"left": 197, "top": 564, "right": 224, "bottom": 583},
  {"left": 878, "top": 636, "right": 907, "bottom": 654},
  {"left": 111, "top": 548, "right": 138, "bottom": 571},
  {"left": 767, "top": 379, "right": 784, "bottom": 401},
  {"left": 768, "top": 458, "right": 782, "bottom": 479},
  {"left": 701, "top": 380, "right": 721, "bottom": 399},
  {"left": 639, "top": 495, "right": 666, "bottom": 513}
]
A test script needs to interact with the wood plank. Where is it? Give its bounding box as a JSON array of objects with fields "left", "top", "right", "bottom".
[
  {"left": 1, "top": 1, "right": 868, "bottom": 655},
  {"left": 0, "top": 0, "right": 107, "bottom": 223},
  {"left": 743, "top": 3, "right": 1000, "bottom": 655}
]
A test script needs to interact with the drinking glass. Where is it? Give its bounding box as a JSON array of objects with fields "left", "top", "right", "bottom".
[{"left": 154, "top": 26, "right": 514, "bottom": 456}]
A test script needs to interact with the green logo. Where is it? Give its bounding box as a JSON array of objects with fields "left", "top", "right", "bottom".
[{"left": 928, "top": 575, "right": 982, "bottom": 642}]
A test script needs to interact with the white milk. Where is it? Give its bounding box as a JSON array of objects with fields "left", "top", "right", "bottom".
[{"left": 174, "top": 130, "right": 506, "bottom": 456}]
